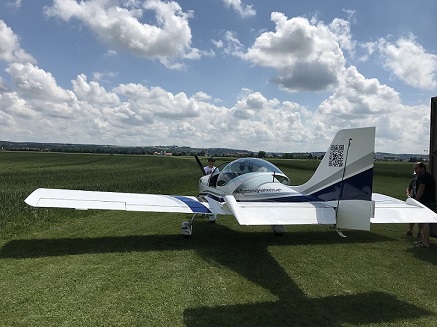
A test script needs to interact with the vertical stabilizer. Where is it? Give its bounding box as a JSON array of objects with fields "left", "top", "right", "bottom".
[{"left": 294, "top": 127, "right": 375, "bottom": 230}]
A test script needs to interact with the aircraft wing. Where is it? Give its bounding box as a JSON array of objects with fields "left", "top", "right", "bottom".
[
  {"left": 371, "top": 193, "right": 437, "bottom": 223},
  {"left": 25, "top": 188, "right": 211, "bottom": 214},
  {"left": 223, "top": 195, "right": 336, "bottom": 225}
]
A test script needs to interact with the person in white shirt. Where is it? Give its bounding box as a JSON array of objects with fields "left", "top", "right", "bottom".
[
  {"left": 204, "top": 157, "right": 216, "bottom": 175},
  {"left": 203, "top": 157, "right": 218, "bottom": 222}
]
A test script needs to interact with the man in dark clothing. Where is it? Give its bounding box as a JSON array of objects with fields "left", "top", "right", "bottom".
[
  {"left": 414, "top": 162, "right": 436, "bottom": 248},
  {"left": 405, "top": 174, "right": 420, "bottom": 236}
]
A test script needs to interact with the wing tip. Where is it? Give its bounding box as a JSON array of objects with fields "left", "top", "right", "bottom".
[{"left": 25, "top": 190, "right": 39, "bottom": 207}]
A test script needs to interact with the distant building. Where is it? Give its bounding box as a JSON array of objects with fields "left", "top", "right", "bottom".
[{"left": 374, "top": 153, "right": 401, "bottom": 161}]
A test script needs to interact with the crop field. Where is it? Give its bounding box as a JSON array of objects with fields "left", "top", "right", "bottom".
[{"left": 0, "top": 152, "right": 436, "bottom": 326}]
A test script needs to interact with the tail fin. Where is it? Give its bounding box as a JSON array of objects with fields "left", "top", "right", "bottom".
[{"left": 294, "top": 127, "right": 375, "bottom": 230}]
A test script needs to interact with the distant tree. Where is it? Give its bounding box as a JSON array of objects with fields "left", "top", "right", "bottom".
[{"left": 258, "top": 151, "right": 266, "bottom": 158}]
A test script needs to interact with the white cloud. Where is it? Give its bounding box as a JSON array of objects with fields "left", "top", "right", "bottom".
[
  {"left": 44, "top": 0, "right": 203, "bottom": 69},
  {"left": 6, "top": 63, "right": 74, "bottom": 102},
  {"left": 213, "top": 30, "right": 245, "bottom": 56},
  {"left": 73, "top": 74, "right": 120, "bottom": 106},
  {"left": 243, "top": 14, "right": 346, "bottom": 92},
  {"left": 6, "top": 0, "right": 21, "bottom": 10},
  {"left": 317, "top": 65, "right": 430, "bottom": 152},
  {"left": 0, "top": 77, "right": 8, "bottom": 92},
  {"left": 329, "top": 17, "right": 356, "bottom": 55},
  {"left": 0, "top": 20, "right": 35, "bottom": 64},
  {"left": 222, "top": 0, "right": 256, "bottom": 18},
  {"left": 0, "top": 92, "right": 35, "bottom": 119},
  {"left": 113, "top": 83, "right": 203, "bottom": 120},
  {"left": 192, "top": 91, "right": 212, "bottom": 102},
  {"left": 92, "top": 71, "right": 118, "bottom": 83},
  {"left": 376, "top": 35, "right": 437, "bottom": 90},
  {"left": 0, "top": 61, "right": 431, "bottom": 153},
  {"left": 0, "top": 62, "right": 320, "bottom": 151}
]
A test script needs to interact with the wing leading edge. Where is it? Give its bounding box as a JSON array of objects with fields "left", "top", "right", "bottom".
[{"left": 25, "top": 188, "right": 211, "bottom": 214}]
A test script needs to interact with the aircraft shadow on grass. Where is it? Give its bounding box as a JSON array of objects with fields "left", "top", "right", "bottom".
[{"left": 0, "top": 222, "right": 431, "bottom": 326}]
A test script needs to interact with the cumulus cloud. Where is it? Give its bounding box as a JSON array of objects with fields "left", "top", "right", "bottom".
[
  {"left": 376, "top": 35, "right": 437, "bottom": 90},
  {"left": 329, "top": 17, "right": 356, "bottom": 55},
  {"left": 0, "top": 77, "right": 8, "bottom": 92},
  {"left": 73, "top": 74, "right": 120, "bottom": 106},
  {"left": 44, "top": 0, "right": 203, "bottom": 69},
  {"left": 243, "top": 13, "right": 347, "bottom": 92},
  {"left": 0, "top": 92, "right": 35, "bottom": 119},
  {"left": 0, "top": 20, "right": 35, "bottom": 64},
  {"left": 6, "top": 63, "right": 74, "bottom": 102},
  {"left": 222, "top": 0, "right": 256, "bottom": 18},
  {"left": 0, "top": 59, "right": 320, "bottom": 151},
  {"left": 318, "top": 66, "right": 400, "bottom": 123},
  {"left": 0, "top": 58, "right": 431, "bottom": 153},
  {"left": 317, "top": 65, "right": 430, "bottom": 151}
]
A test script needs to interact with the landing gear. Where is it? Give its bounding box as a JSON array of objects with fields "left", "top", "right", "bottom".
[
  {"left": 335, "top": 228, "right": 347, "bottom": 238},
  {"left": 181, "top": 213, "right": 219, "bottom": 238},
  {"left": 207, "top": 214, "right": 217, "bottom": 223},
  {"left": 181, "top": 221, "right": 193, "bottom": 238},
  {"left": 330, "top": 225, "right": 347, "bottom": 238},
  {"left": 181, "top": 213, "right": 197, "bottom": 238},
  {"left": 271, "top": 225, "right": 287, "bottom": 236}
]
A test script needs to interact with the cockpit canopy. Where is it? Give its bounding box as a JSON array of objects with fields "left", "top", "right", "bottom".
[{"left": 213, "top": 158, "right": 290, "bottom": 187}]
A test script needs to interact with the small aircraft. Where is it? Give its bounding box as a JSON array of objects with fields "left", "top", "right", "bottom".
[{"left": 25, "top": 127, "right": 437, "bottom": 237}]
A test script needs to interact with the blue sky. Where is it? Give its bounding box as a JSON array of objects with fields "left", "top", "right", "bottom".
[{"left": 1, "top": 0, "right": 436, "bottom": 153}]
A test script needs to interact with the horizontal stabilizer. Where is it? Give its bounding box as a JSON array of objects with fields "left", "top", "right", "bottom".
[
  {"left": 25, "top": 188, "right": 211, "bottom": 214},
  {"left": 371, "top": 193, "right": 437, "bottom": 223},
  {"left": 224, "top": 195, "right": 336, "bottom": 226}
]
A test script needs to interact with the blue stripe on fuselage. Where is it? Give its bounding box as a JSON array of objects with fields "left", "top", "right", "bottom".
[
  {"left": 172, "top": 196, "right": 211, "bottom": 213},
  {"left": 244, "top": 168, "right": 373, "bottom": 203}
]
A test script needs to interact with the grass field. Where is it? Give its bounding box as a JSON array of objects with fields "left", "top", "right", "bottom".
[{"left": 1, "top": 152, "right": 436, "bottom": 327}]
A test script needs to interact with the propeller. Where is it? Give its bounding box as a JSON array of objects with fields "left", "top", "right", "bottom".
[{"left": 195, "top": 155, "right": 207, "bottom": 175}]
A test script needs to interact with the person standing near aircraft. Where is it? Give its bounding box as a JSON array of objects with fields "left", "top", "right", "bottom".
[
  {"left": 405, "top": 172, "right": 422, "bottom": 237},
  {"left": 204, "top": 157, "right": 218, "bottom": 222},
  {"left": 413, "top": 162, "right": 436, "bottom": 248},
  {"left": 204, "top": 157, "right": 217, "bottom": 175}
]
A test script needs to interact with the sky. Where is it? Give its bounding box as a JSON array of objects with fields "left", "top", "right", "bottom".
[{"left": 0, "top": 0, "right": 436, "bottom": 154}]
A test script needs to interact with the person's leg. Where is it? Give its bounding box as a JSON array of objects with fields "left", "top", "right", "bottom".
[
  {"left": 405, "top": 223, "right": 414, "bottom": 235},
  {"left": 421, "top": 223, "right": 430, "bottom": 247},
  {"left": 417, "top": 223, "right": 423, "bottom": 238}
]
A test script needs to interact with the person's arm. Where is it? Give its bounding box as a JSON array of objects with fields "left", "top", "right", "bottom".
[{"left": 415, "top": 184, "right": 425, "bottom": 201}]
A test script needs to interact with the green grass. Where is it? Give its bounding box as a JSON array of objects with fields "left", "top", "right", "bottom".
[{"left": 0, "top": 152, "right": 436, "bottom": 326}]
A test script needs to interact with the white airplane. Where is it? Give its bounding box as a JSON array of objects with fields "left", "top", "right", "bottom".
[{"left": 25, "top": 127, "right": 437, "bottom": 237}]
